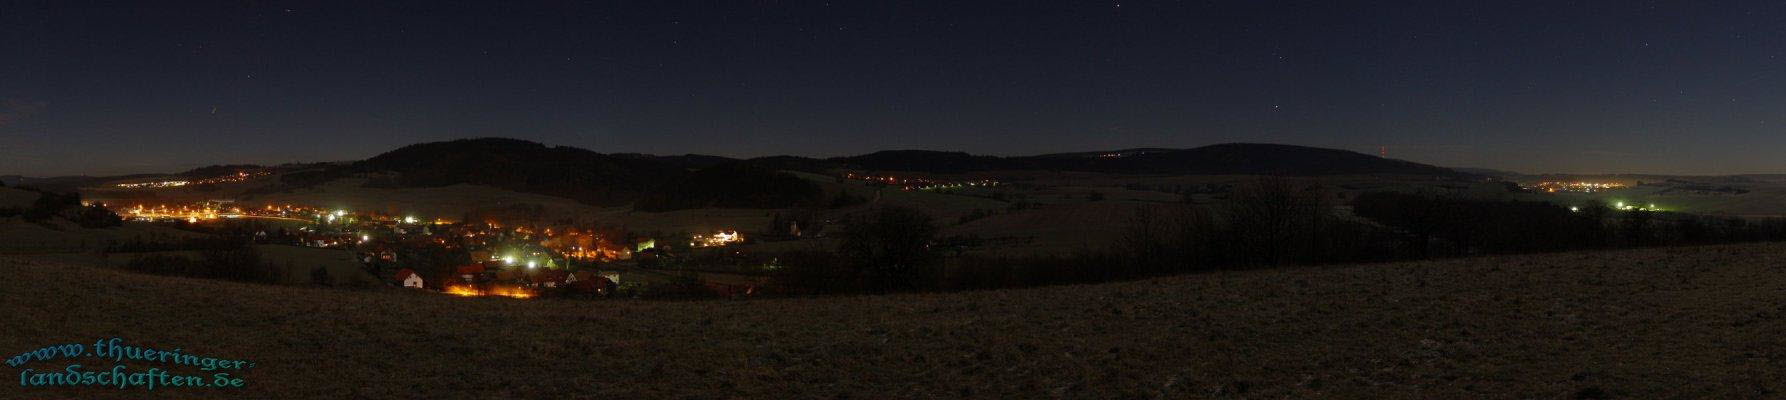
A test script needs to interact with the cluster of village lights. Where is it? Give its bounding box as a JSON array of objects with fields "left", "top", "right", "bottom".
[
  {"left": 1571, "top": 201, "right": 1664, "bottom": 213},
  {"left": 495, "top": 254, "right": 544, "bottom": 270},
  {"left": 123, "top": 204, "right": 224, "bottom": 223},
  {"left": 1533, "top": 181, "right": 1628, "bottom": 194},
  {"left": 113, "top": 171, "right": 268, "bottom": 189},
  {"left": 318, "top": 209, "right": 426, "bottom": 224},
  {"left": 843, "top": 173, "right": 1001, "bottom": 192},
  {"left": 690, "top": 231, "right": 744, "bottom": 248}
]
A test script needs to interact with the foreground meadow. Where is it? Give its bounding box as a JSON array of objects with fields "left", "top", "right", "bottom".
[{"left": 4, "top": 243, "right": 1785, "bottom": 398}]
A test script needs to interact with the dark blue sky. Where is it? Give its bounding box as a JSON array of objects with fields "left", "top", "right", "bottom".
[{"left": 3, "top": 1, "right": 1782, "bottom": 176}]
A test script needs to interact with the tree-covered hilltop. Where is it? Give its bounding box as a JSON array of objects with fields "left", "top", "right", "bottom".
[
  {"left": 352, "top": 138, "right": 823, "bottom": 211},
  {"left": 833, "top": 143, "right": 1474, "bottom": 177}
]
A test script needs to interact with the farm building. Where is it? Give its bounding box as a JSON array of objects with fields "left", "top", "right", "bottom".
[{"left": 394, "top": 269, "right": 424, "bottom": 288}]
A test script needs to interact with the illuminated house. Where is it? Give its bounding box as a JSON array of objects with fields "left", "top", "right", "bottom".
[
  {"left": 691, "top": 231, "right": 744, "bottom": 247},
  {"left": 394, "top": 269, "right": 424, "bottom": 289}
]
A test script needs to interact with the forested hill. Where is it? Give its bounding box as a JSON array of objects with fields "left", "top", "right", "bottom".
[
  {"left": 832, "top": 143, "right": 1473, "bottom": 177},
  {"left": 354, "top": 138, "right": 823, "bottom": 210}
]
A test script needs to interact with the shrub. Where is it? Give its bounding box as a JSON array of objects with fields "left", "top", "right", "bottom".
[
  {"left": 75, "top": 205, "right": 122, "bottom": 228},
  {"left": 1221, "top": 180, "right": 1333, "bottom": 266},
  {"left": 838, "top": 207, "right": 940, "bottom": 292}
]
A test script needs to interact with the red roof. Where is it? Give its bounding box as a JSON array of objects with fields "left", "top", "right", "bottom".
[
  {"left": 568, "top": 272, "right": 614, "bottom": 292},
  {"left": 569, "top": 270, "right": 597, "bottom": 282},
  {"left": 393, "top": 268, "right": 418, "bottom": 281}
]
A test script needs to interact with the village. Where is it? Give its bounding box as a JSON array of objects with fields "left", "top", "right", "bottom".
[
  {"left": 1527, "top": 180, "right": 1628, "bottom": 193},
  {"left": 101, "top": 200, "right": 767, "bottom": 300},
  {"left": 112, "top": 171, "right": 271, "bottom": 189},
  {"left": 842, "top": 173, "right": 1001, "bottom": 192}
]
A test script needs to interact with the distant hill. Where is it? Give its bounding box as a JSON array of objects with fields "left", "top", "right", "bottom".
[
  {"left": 83, "top": 138, "right": 1473, "bottom": 210},
  {"left": 0, "top": 186, "right": 39, "bottom": 208},
  {"left": 352, "top": 138, "right": 818, "bottom": 211},
  {"left": 633, "top": 161, "right": 824, "bottom": 212},
  {"left": 1, "top": 174, "right": 165, "bottom": 191},
  {"left": 358, "top": 138, "right": 685, "bottom": 207},
  {"left": 1078, "top": 143, "right": 1467, "bottom": 176},
  {"left": 741, "top": 155, "right": 841, "bottom": 174},
  {"left": 831, "top": 143, "right": 1473, "bottom": 177},
  {"left": 1030, "top": 148, "right": 1180, "bottom": 159},
  {"left": 610, "top": 153, "right": 737, "bottom": 170},
  {"left": 831, "top": 150, "right": 1029, "bottom": 173},
  {"left": 178, "top": 164, "right": 265, "bottom": 179},
  {"left": 1452, "top": 167, "right": 1528, "bottom": 180}
]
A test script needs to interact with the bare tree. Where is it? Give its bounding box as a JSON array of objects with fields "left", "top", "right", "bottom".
[{"left": 1223, "top": 179, "right": 1331, "bottom": 266}]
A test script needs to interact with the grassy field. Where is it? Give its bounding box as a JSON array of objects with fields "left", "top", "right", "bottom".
[
  {"left": 0, "top": 220, "right": 208, "bottom": 254},
  {"left": 250, "top": 245, "right": 380, "bottom": 286},
  {"left": 74, "top": 245, "right": 380, "bottom": 287},
  {"left": 0, "top": 186, "right": 39, "bottom": 208},
  {"left": 5, "top": 243, "right": 1786, "bottom": 398},
  {"left": 1515, "top": 184, "right": 1786, "bottom": 217},
  {"left": 940, "top": 200, "right": 1161, "bottom": 256}
]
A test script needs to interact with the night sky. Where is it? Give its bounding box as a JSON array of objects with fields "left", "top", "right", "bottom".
[{"left": 3, "top": 1, "right": 1782, "bottom": 176}]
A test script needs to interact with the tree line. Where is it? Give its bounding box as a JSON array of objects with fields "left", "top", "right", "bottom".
[{"left": 0, "top": 188, "right": 122, "bottom": 228}]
